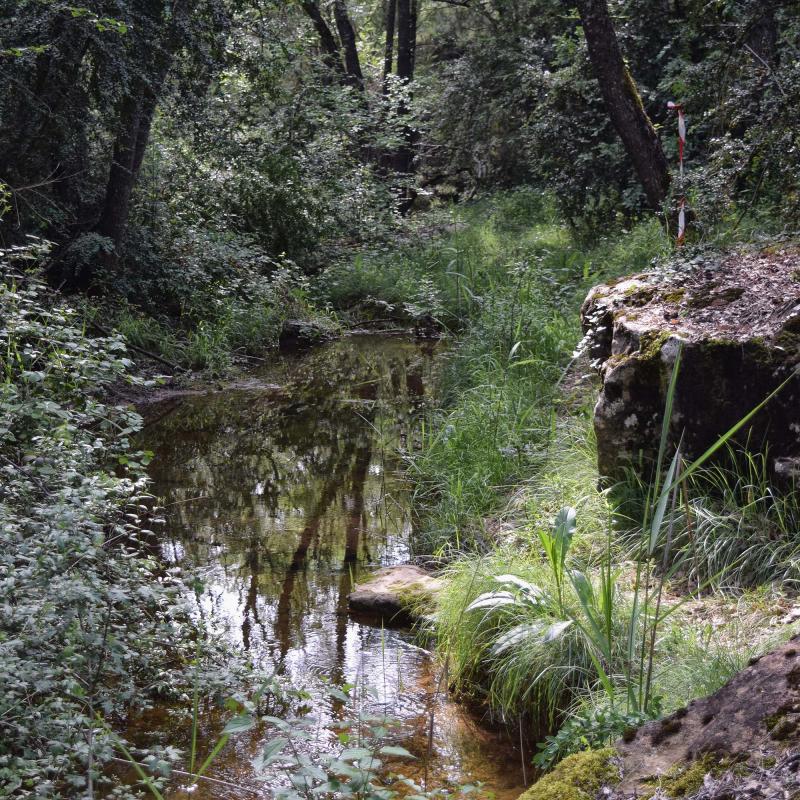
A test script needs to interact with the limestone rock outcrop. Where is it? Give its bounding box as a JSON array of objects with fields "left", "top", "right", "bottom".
[{"left": 581, "top": 247, "right": 800, "bottom": 481}]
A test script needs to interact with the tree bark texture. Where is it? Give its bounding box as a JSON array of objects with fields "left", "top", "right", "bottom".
[
  {"left": 91, "top": 3, "right": 180, "bottom": 285},
  {"left": 396, "top": 0, "right": 413, "bottom": 81},
  {"left": 333, "top": 0, "right": 364, "bottom": 89},
  {"left": 382, "top": 0, "right": 396, "bottom": 89},
  {"left": 576, "top": 0, "right": 671, "bottom": 210},
  {"left": 392, "top": 0, "right": 417, "bottom": 180}
]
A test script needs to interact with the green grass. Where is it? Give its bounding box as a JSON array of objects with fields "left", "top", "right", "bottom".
[
  {"left": 433, "top": 424, "right": 800, "bottom": 768},
  {"left": 390, "top": 194, "right": 799, "bottom": 774},
  {"left": 379, "top": 192, "right": 672, "bottom": 552}
]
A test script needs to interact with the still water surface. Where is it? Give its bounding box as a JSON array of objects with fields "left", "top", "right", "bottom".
[{"left": 138, "top": 335, "right": 524, "bottom": 798}]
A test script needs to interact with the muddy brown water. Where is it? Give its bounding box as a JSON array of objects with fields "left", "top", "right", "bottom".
[{"left": 135, "top": 334, "right": 525, "bottom": 799}]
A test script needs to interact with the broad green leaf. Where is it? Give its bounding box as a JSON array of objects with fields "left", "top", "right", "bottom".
[
  {"left": 255, "top": 737, "right": 289, "bottom": 769},
  {"left": 494, "top": 574, "right": 544, "bottom": 600},
  {"left": 223, "top": 713, "right": 256, "bottom": 733},
  {"left": 338, "top": 747, "right": 372, "bottom": 761},
  {"left": 378, "top": 745, "right": 415, "bottom": 759},
  {"left": 466, "top": 590, "right": 519, "bottom": 612},
  {"left": 553, "top": 506, "right": 577, "bottom": 569},
  {"left": 542, "top": 619, "right": 573, "bottom": 642},
  {"left": 491, "top": 622, "right": 546, "bottom": 655},
  {"left": 649, "top": 446, "right": 680, "bottom": 556}
]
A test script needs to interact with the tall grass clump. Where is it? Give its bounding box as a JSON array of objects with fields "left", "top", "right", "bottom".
[
  {"left": 436, "top": 547, "right": 631, "bottom": 738},
  {"left": 434, "top": 347, "right": 799, "bottom": 770},
  {"left": 402, "top": 195, "right": 669, "bottom": 553},
  {"left": 622, "top": 446, "right": 800, "bottom": 591}
]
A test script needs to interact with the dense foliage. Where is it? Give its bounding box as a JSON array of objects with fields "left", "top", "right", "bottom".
[
  {"left": 0, "top": 247, "right": 202, "bottom": 797},
  {"left": 3, "top": 0, "right": 798, "bottom": 311},
  {"left": 421, "top": 0, "right": 800, "bottom": 232},
  {"left": 2, "top": 0, "right": 800, "bottom": 794}
]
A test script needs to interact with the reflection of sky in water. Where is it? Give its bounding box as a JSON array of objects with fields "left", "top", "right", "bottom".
[{"left": 138, "top": 336, "right": 524, "bottom": 798}]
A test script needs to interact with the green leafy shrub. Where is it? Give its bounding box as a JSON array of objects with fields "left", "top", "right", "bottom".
[{"left": 0, "top": 247, "right": 206, "bottom": 796}]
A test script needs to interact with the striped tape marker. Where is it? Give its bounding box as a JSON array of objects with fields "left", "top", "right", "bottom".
[{"left": 668, "top": 101, "right": 687, "bottom": 244}]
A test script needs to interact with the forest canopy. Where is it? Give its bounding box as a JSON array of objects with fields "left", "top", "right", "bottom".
[{"left": 2, "top": 0, "right": 798, "bottom": 301}]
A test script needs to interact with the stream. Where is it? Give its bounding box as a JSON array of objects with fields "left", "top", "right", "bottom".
[{"left": 135, "top": 334, "right": 525, "bottom": 799}]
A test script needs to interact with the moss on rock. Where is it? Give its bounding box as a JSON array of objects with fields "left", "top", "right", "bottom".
[
  {"left": 518, "top": 749, "right": 620, "bottom": 800},
  {"left": 643, "top": 755, "right": 722, "bottom": 799}
]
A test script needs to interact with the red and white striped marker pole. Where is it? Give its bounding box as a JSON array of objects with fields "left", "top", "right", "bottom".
[{"left": 667, "top": 101, "right": 686, "bottom": 245}]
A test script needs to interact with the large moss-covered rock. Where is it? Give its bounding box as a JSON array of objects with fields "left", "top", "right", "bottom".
[{"left": 581, "top": 247, "right": 800, "bottom": 481}]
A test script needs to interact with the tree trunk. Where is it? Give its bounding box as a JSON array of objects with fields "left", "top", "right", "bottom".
[
  {"left": 392, "top": 0, "right": 418, "bottom": 188},
  {"left": 409, "top": 0, "right": 418, "bottom": 75},
  {"left": 576, "top": 0, "right": 671, "bottom": 210},
  {"left": 332, "top": 0, "right": 364, "bottom": 90},
  {"left": 299, "top": 0, "right": 345, "bottom": 78},
  {"left": 382, "top": 0, "right": 397, "bottom": 90},
  {"left": 396, "top": 0, "right": 413, "bottom": 82},
  {"left": 91, "top": 84, "right": 157, "bottom": 283}
]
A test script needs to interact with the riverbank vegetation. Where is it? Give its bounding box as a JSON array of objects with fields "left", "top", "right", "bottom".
[
  {"left": 3, "top": 0, "right": 800, "bottom": 796},
  {"left": 371, "top": 189, "right": 800, "bottom": 766}
]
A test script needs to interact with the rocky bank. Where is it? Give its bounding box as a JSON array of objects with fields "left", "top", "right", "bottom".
[{"left": 581, "top": 246, "right": 800, "bottom": 481}]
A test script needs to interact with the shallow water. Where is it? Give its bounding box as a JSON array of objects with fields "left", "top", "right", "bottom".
[{"left": 136, "top": 334, "right": 526, "bottom": 799}]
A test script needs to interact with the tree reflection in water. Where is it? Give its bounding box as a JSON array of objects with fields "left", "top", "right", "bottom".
[{"left": 138, "top": 335, "right": 524, "bottom": 798}]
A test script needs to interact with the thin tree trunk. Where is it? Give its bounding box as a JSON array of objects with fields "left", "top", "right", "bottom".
[
  {"left": 299, "top": 0, "right": 345, "bottom": 77},
  {"left": 392, "top": 0, "right": 417, "bottom": 193},
  {"left": 396, "top": 0, "right": 413, "bottom": 82},
  {"left": 87, "top": 2, "right": 186, "bottom": 287},
  {"left": 576, "top": 0, "right": 671, "bottom": 210},
  {"left": 332, "top": 0, "right": 364, "bottom": 90},
  {"left": 382, "top": 0, "right": 397, "bottom": 90},
  {"left": 409, "top": 0, "right": 418, "bottom": 75}
]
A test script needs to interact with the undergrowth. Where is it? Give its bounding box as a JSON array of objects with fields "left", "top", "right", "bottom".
[
  {"left": 391, "top": 191, "right": 800, "bottom": 775},
  {"left": 86, "top": 256, "right": 341, "bottom": 376},
  {"left": 0, "top": 247, "right": 238, "bottom": 797}
]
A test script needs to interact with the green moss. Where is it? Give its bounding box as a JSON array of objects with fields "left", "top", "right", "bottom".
[
  {"left": 775, "top": 329, "right": 800, "bottom": 356},
  {"left": 396, "top": 581, "right": 438, "bottom": 614},
  {"left": 519, "top": 749, "right": 620, "bottom": 800},
  {"left": 645, "top": 755, "right": 721, "bottom": 799},
  {"left": 764, "top": 711, "right": 782, "bottom": 730},
  {"left": 622, "top": 283, "right": 656, "bottom": 306},
  {"left": 662, "top": 288, "right": 686, "bottom": 303},
  {"left": 637, "top": 330, "right": 671, "bottom": 361},
  {"left": 768, "top": 714, "right": 798, "bottom": 740},
  {"left": 623, "top": 67, "right": 648, "bottom": 117}
]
